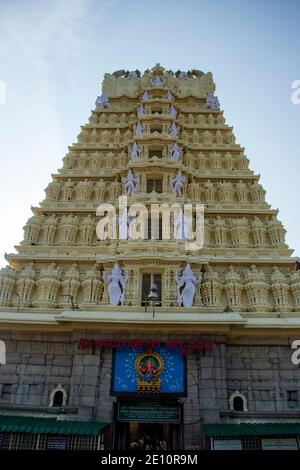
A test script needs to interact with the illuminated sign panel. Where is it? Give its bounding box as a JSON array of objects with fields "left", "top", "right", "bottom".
[{"left": 112, "top": 347, "right": 186, "bottom": 396}]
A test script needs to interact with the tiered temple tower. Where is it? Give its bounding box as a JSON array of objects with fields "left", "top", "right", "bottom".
[
  {"left": 0, "top": 65, "right": 299, "bottom": 451},
  {"left": 0, "top": 64, "right": 297, "bottom": 314}
]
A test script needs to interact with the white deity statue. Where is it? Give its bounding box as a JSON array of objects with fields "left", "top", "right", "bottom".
[
  {"left": 205, "top": 93, "right": 220, "bottom": 110},
  {"left": 178, "top": 71, "right": 188, "bottom": 80},
  {"left": 175, "top": 264, "right": 199, "bottom": 307},
  {"left": 135, "top": 122, "right": 143, "bottom": 137},
  {"left": 95, "top": 93, "right": 110, "bottom": 109},
  {"left": 169, "top": 123, "right": 179, "bottom": 137},
  {"left": 122, "top": 170, "right": 139, "bottom": 195},
  {"left": 103, "top": 263, "right": 129, "bottom": 306},
  {"left": 130, "top": 142, "right": 142, "bottom": 162},
  {"left": 137, "top": 104, "right": 146, "bottom": 118},
  {"left": 170, "top": 143, "right": 181, "bottom": 161},
  {"left": 168, "top": 105, "right": 177, "bottom": 118},
  {"left": 127, "top": 71, "right": 139, "bottom": 80},
  {"left": 171, "top": 171, "right": 185, "bottom": 196},
  {"left": 151, "top": 75, "right": 164, "bottom": 86},
  {"left": 142, "top": 90, "right": 151, "bottom": 101},
  {"left": 165, "top": 90, "right": 173, "bottom": 101}
]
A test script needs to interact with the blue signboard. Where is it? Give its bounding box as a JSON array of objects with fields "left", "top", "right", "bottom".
[{"left": 112, "top": 347, "right": 186, "bottom": 395}]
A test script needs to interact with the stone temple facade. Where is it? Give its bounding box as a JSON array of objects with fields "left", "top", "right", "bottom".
[{"left": 0, "top": 64, "right": 299, "bottom": 451}]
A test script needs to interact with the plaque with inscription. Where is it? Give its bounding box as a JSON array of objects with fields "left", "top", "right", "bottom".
[
  {"left": 118, "top": 399, "right": 181, "bottom": 423},
  {"left": 46, "top": 436, "right": 68, "bottom": 450}
]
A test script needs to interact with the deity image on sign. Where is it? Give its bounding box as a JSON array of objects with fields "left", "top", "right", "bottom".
[
  {"left": 103, "top": 263, "right": 128, "bottom": 306},
  {"left": 122, "top": 170, "right": 139, "bottom": 195},
  {"left": 135, "top": 351, "right": 164, "bottom": 393},
  {"left": 175, "top": 264, "right": 199, "bottom": 307},
  {"left": 95, "top": 93, "right": 110, "bottom": 109}
]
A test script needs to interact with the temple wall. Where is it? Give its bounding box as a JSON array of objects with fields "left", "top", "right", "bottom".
[{"left": 0, "top": 331, "right": 299, "bottom": 449}]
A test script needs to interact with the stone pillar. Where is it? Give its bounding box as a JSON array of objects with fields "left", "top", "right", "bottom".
[
  {"left": 164, "top": 266, "right": 177, "bottom": 307},
  {"left": 184, "top": 342, "right": 227, "bottom": 449},
  {"left": 0, "top": 266, "right": 16, "bottom": 307},
  {"left": 23, "top": 216, "right": 41, "bottom": 245},
  {"left": 124, "top": 266, "right": 140, "bottom": 306}
]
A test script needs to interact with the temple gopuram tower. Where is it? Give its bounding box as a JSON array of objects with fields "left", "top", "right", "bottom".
[{"left": 0, "top": 65, "right": 299, "bottom": 451}]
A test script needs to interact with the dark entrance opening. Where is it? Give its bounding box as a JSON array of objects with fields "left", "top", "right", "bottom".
[
  {"left": 53, "top": 391, "right": 64, "bottom": 407},
  {"left": 115, "top": 421, "right": 181, "bottom": 450},
  {"left": 114, "top": 399, "right": 183, "bottom": 450}
]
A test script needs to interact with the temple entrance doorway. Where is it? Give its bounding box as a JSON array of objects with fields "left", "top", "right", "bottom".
[{"left": 115, "top": 421, "right": 181, "bottom": 450}]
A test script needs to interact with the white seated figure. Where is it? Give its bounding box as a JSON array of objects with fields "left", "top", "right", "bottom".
[
  {"left": 175, "top": 264, "right": 198, "bottom": 307},
  {"left": 103, "top": 263, "right": 129, "bottom": 306},
  {"left": 131, "top": 142, "right": 141, "bottom": 162},
  {"left": 178, "top": 71, "right": 188, "bottom": 80},
  {"left": 142, "top": 90, "right": 151, "bottom": 101},
  {"left": 170, "top": 143, "right": 181, "bottom": 161},
  {"left": 137, "top": 104, "right": 146, "bottom": 118},
  {"left": 135, "top": 122, "right": 143, "bottom": 137},
  {"left": 168, "top": 105, "right": 177, "bottom": 118},
  {"left": 128, "top": 71, "right": 139, "bottom": 80},
  {"left": 151, "top": 75, "right": 164, "bottom": 86},
  {"left": 122, "top": 169, "right": 139, "bottom": 195},
  {"left": 171, "top": 171, "right": 185, "bottom": 196},
  {"left": 205, "top": 93, "right": 220, "bottom": 110},
  {"left": 165, "top": 90, "right": 173, "bottom": 101},
  {"left": 169, "top": 122, "right": 179, "bottom": 137},
  {"left": 95, "top": 93, "right": 110, "bottom": 109}
]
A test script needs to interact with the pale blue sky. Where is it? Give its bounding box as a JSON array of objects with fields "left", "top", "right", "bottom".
[{"left": 0, "top": 0, "right": 299, "bottom": 266}]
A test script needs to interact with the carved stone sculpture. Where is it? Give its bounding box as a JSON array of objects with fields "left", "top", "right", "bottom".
[
  {"left": 103, "top": 263, "right": 129, "bottom": 306},
  {"left": 122, "top": 170, "right": 139, "bottom": 195},
  {"left": 131, "top": 142, "right": 142, "bottom": 162},
  {"left": 168, "top": 105, "right": 177, "bottom": 118},
  {"left": 169, "top": 123, "right": 179, "bottom": 137},
  {"left": 61, "top": 264, "right": 80, "bottom": 306},
  {"left": 95, "top": 93, "right": 110, "bottom": 109},
  {"left": 16, "top": 263, "right": 35, "bottom": 307},
  {"left": 0, "top": 266, "right": 16, "bottom": 307},
  {"left": 270, "top": 266, "right": 290, "bottom": 312},
  {"left": 142, "top": 90, "right": 151, "bottom": 101},
  {"left": 137, "top": 104, "right": 146, "bottom": 117},
  {"left": 175, "top": 264, "right": 198, "bottom": 307},
  {"left": 169, "top": 143, "right": 181, "bottom": 161},
  {"left": 244, "top": 265, "right": 270, "bottom": 311},
  {"left": 135, "top": 122, "right": 143, "bottom": 137},
  {"left": 205, "top": 93, "right": 220, "bottom": 110},
  {"left": 35, "top": 263, "right": 61, "bottom": 308},
  {"left": 171, "top": 171, "right": 185, "bottom": 196},
  {"left": 224, "top": 266, "right": 243, "bottom": 308}
]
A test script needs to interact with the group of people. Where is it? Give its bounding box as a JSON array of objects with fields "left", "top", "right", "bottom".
[{"left": 129, "top": 435, "right": 167, "bottom": 451}]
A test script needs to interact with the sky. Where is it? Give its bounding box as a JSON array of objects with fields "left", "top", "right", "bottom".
[{"left": 0, "top": 0, "right": 299, "bottom": 267}]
